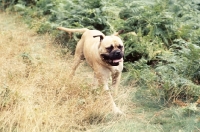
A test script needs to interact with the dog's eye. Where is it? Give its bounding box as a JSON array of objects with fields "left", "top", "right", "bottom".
[
  {"left": 118, "top": 45, "right": 123, "bottom": 50},
  {"left": 106, "top": 45, "right": 114, "bottom": 52}
]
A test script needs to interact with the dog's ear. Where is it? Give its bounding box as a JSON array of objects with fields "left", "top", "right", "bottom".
[
  {"left": 93, "top": 35, "right": 104, "bottom": 42},
  {"left": 113, "top": 30, "right": 124, "bottom": 36}
]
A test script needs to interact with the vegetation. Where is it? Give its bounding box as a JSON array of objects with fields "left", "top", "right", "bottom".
[{"left": 1, "top": 0, "right": 200, "bottom": 131}]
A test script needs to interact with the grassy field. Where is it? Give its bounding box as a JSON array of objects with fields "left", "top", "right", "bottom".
[{"left": 0, "top": 12, "right": 200, "bottom": 132}]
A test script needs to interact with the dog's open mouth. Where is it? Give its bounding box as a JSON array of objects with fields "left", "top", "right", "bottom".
[
  {"left": 112, "top": 58, "right": 122, "bottom": 63},
  {"left": 101, "top": 52, "right": 123, "bottom": 66},
  {"left": 102, "top": 58, "right": 122, "bottom": 66}
]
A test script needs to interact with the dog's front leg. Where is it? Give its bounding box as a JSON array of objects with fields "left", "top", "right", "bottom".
[
  {"left": 94, "top": 67, "right": 123, "bottom": 114},
  {"left": 98, "top": 76, "right": 123, "bottom": 114},
  {"left": 103, "top": 86, "right": 123, "bottom": 115},
  {"left": 112, "top": 71, "right": 121, "bottom": 96}
]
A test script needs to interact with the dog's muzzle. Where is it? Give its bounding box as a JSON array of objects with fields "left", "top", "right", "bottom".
[{"left": 101, "top": 50, "right": 124, "bottom": 66}]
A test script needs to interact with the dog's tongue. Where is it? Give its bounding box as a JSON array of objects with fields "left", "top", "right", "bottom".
[{"left": 113, "top": 58, "right": 122, "bottom": 63}]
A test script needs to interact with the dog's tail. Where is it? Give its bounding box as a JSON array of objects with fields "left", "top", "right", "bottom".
[{"left": 57, "top": 27, "right": 89, "bottom": 33}]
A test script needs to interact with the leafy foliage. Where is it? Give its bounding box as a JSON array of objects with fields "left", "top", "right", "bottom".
[
  {"left": 119, "top": 0, "right": 200, "bottom": 103},
  {"left": 120, "top": 0, "right": 200, "bottom": 60}
]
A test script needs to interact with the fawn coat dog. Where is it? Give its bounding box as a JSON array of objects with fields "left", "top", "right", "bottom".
[{"left": 57, "top": 27, "right": 124, "bottom": 114}]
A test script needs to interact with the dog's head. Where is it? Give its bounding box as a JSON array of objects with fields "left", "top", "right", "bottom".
[{"left": 95, "top": 35, "right": 124, "bottom": 66}]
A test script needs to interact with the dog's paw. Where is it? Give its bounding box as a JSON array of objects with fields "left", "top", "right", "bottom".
[{"left": 113, "top": 107, "right": 124, "bottom": 116}]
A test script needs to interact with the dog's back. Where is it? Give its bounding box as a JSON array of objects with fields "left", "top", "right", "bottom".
[{"left": 57, "top": 27, "right": 89, "bottom": 33}]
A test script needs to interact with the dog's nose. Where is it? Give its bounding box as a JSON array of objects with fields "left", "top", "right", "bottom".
[{"left": 115, "top": 51, "right": 121, "bottom": 56}]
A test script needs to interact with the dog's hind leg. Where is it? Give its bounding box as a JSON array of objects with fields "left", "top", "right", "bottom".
[{"left": 69, "top": 40, "right": 84, "bottom": 77}]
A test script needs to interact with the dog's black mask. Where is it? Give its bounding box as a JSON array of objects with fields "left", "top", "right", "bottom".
[{"left": 101, "top": 50, "right": 124, "bottom": 66}]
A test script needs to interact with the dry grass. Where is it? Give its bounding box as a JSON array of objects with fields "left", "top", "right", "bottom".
[{"left": 0, "top": 12, "right": 135, "bottom": 132}]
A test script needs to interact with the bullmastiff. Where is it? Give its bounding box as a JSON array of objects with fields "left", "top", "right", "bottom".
[{"left": 57, "top": 27, "right": 124, "bottom": 114}]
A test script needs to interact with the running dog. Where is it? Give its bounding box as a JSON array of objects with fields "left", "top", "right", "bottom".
[{"left": 57, "top": 27, "right": 124, "bottom": 114}]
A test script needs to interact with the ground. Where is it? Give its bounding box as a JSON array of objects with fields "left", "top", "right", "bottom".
[{"left": 0, "top": 12, "right": 200, "bottom": 132}]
